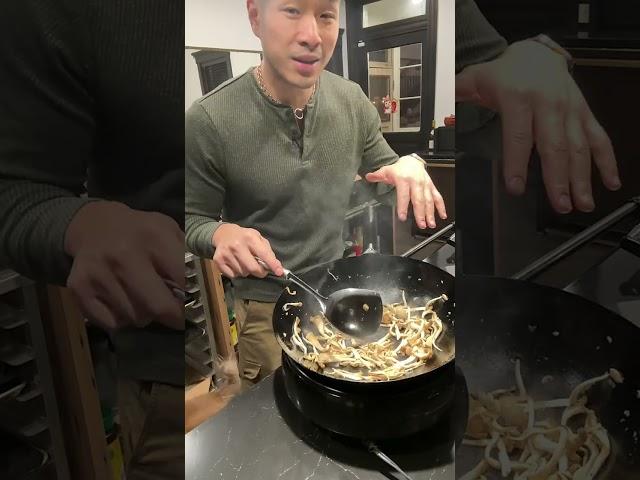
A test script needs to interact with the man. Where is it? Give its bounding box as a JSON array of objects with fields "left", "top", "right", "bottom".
[
  {"left": 0, "top": 1, "right": 185, "bottom": 478},
  {"left": 185, "top": 0, "right": 447, "bottom": 389}
]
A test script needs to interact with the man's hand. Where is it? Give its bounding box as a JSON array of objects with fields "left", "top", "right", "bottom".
[
  {"left": 456, "top": 40, "right": 621, "bottom": 213},
  {"left": 365, "top": 155, "right": 447, "bottom": 229},
  {"left": 64, "top": 201, "right": 184, "bottom": 331},
  {"left": 212, "top": 224, "right": 283, "bottom": 279}
]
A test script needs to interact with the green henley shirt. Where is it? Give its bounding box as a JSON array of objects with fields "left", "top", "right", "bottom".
[{"left": 185, "top": 69, "right": 398, "bottom": 302}]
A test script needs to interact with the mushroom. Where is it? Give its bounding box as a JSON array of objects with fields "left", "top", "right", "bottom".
[
  {"left": 461, "top": 362, "right": 618, "bottom": 480},
  {"left": 288, "top": 295, "right": 447, "bottom": 381}
]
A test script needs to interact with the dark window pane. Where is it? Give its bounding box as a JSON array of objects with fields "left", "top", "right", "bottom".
[
  {"left": 400, "top": 66, "right": 421, "bottom": 98},
  {"left": 400, "top": 98, "right": 421, "bottom": 128},
  {"left": 363, "top": 0, "right": 426, "bottom": 28},
  {"left": 204, "top": 62, "right": 231, "bottom": 91},
  {"left": 369, "top": 75, "right": 391, "bottom": 123},
  {"left": 369, "top": 49, "right": 390, "bottom": 63},
  {"left": 400, "top": 43, "right": 421, "bottom": 67}
]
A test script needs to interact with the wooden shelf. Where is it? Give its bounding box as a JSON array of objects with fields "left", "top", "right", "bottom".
[
  {"left": 200, "top": 259, "right": 233, "bottom": 361},
  {"left": 38, "top": 285, "right": 110, "bottom": 480},
  {"left": 0, "top": 271, "right": 91, "bottom": 480}
]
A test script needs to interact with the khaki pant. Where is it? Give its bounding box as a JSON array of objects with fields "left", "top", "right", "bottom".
[
  {"left": 234, "top": 299, "right": 281, "bottom": 391},
  {"left": 117, "top": 378, "right": 184, "bottom": 479}
]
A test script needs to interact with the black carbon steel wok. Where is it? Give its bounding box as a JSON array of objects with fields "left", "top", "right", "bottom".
[
  {"left": 456, "top": 275, "right": 640, "bottom": 478},
  {"left": 272, "top": 253, "right": 455, "bottom": 386}
]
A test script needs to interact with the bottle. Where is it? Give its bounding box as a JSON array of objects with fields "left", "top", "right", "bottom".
[
  {"left": 103, "top": 408, "right": 126, "bottom": 480},
  {"left": 428, "top": 119, "right": 435, "bottom": 153},
  {"left": 228, "top": 307, "right": 239, "bottom": 353}
]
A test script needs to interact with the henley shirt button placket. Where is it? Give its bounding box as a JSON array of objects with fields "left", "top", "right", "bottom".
[
  {"left": 291, "top": 133, "right": 302, "bottom": 157},
  {"left": 287, "top": 108, "right": 309, "bottom": 164},
  {"left": 290, "top": 120, "right": 304, "bottom": 160}
]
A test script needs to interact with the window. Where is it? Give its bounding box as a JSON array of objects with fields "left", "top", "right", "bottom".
[
  {"left": 367, "top": 43, "right": 422, "bottom": 132},
  {"left": 346, "top": 0, "right": 436, "bottom": 154},
  {"left": 363, "top": 0, "right": 427, "bottom": 28}
]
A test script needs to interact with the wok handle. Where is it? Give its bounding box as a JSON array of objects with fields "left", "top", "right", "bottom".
[
  {"left": 366, "top": 442, "right": 415, "bottom": 480},
  {"left": 401, "top": 222, "right": 455, "bottom": 258},
  {"left": 513, "top": 199, "right": 639, "bottom": 281}
]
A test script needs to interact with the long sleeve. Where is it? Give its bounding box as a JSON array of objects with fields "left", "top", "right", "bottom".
[
  {"left": 0, "top": 0, "right": 97, "bottom": 285},
  {"left": 184, "top": 102, "right": 226, "bottom": 259},
  {"left": 456, "top": 0, "right": 508, "bottom": 73}
]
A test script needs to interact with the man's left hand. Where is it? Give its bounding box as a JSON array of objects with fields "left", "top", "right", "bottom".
[
  {"left": 365, "top": 155, "right": 447, "bottom": 229},
  {"left": 456, "top": 40, "right": 621, "bottom": 213}
]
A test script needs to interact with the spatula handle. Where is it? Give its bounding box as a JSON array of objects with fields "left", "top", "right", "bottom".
[
  {"left": 254, "top": 257, "right": 327, "bottom": 303},
  {"left": 283, "top": 271, "right": 328, "bottom": 303}
]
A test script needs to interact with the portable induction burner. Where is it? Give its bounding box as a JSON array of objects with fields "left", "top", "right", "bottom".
[
  {"left": 280, "top": 352, "right": 467, "bottom": 442},
  {"left": 271, "top": 364, "right": 465, "bottom": 479}
]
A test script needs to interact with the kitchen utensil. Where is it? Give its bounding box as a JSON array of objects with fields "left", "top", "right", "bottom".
[{"left": 257, "top": 257, "right": 383, "bottom": 338}]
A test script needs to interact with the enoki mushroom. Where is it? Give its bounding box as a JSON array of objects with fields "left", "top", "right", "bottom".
[
  {"left": 282, "top": 302, "right": 303, "bottom": 312},
  {"left": 461, "top": 360, "right": 624, "bottom": 480},
  {"left": 289, "top": 293, "right": 448, "bottom": 381}
]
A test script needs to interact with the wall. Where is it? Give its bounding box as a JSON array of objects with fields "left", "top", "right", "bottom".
[
  {"left": 185, "top": 0, "right": 262, "bottom": 109},
  {"left": 185, "top": 0, "right": 349, "bottom": 107},
  {"left": 186, "top": 0, "right": 347, "bottom": 58},
  {"left": 185, "top": 0, "right": 261, "bottom": 51},
  {"left": 186, "top": 0, "right": 348, "bottom": 71},
  {"left": 185, "top": 49, "right": 202, "bottom": 110},
  {"left": 230, "top": 51, "right": 262, "bottom": 77},
  {"left": 184, "top": 50, "right": 262, "bottom": 109},
  {"left": 433, "top": 0, "right": 455, "bottom": 127}
]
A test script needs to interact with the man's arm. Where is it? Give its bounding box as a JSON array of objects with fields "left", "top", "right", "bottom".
[
  {"left": 0, "top": 0, "right": 96, "bottom": 285},
  {"left": 184, "top": 103, "right": 227, "bottom": 260},
  {"left": 184, "top": 103, "right": 282, "bottom": 278},
  {"left": 456, "top": 0, "right": 620, "bottom": 213},
  {"left": 0, "top": 1, "right": 184, "bottom": 331},
  {"left": 455, "top": 0, "right": 508, "bottom": 74},
  {"left": 357, "top": 88, "right": 446, "bottom": 228}
]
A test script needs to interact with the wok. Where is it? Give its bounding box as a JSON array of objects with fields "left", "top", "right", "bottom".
[
  {"left": 272, "top": 253, "right": 455, "bottom": 385},
  {"left": 456, "top": 275, "right": 640, "bottom": 478}
]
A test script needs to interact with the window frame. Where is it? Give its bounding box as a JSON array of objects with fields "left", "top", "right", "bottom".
[{"left": 346, "top": 0, "right": 437, "bottom": 155}]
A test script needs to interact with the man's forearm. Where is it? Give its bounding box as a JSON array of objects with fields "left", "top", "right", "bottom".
[
  {"left": 456, "top": 0, "right": 508, "bottom": 73},
  {"left": 0, "top": 179, "right": 95, "bottom": 284},
  {"left": 185, "top": 213, "right": 224, "bottom": 259}
]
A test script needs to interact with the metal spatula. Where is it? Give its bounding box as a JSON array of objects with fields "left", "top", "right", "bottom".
[{"left": 256, "top": 257, "right": 383, "bottom": 338}]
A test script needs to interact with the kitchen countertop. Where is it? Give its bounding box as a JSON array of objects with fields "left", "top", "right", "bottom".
[
  {"left": 185, "top": 368, "right": 456, "bottom": 480},
  {"left": 415, "top": 152, "right": 455, "bottom": 166}
]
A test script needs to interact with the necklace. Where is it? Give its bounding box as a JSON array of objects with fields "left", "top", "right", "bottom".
[{"left": 255, "top": 64, "right": 316, "bottom": 120}]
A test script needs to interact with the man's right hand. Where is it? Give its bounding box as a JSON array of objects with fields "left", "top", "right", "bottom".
[
  {"left": 64, "top": 201, "right": 184, "bottom": 331},
  {"left": 212, "top": 224, "right": 283, "bottom": 279}
]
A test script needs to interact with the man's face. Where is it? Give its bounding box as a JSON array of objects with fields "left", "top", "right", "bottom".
[{"left": 248, "top": 0, "right": 340, "bottom": 89}]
